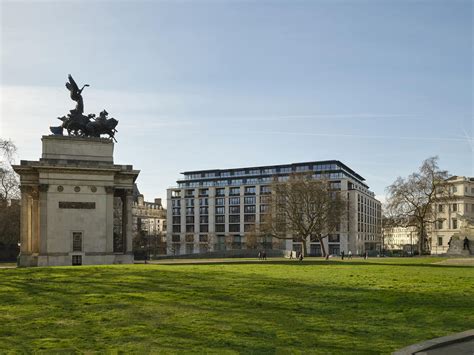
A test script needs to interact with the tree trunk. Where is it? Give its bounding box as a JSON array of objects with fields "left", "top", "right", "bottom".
[
  {"left": 301, "top": 236, "right": 307, "bottom": 257},
  {"left": 319, "top": 236, "right": 327, "bottom": 257}
]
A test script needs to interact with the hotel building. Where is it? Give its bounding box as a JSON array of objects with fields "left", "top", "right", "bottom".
[{"left": 166, "top": 160, "right": 382, "bottom": 256}]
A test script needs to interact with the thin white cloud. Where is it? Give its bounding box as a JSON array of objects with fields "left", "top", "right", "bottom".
[{"left": 257, "top": 130, "right": 472, "bottom": 143}]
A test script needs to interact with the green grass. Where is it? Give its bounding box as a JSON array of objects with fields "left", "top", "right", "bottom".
[{"left": 0, "top": 258, "right": 473, "bottom": 354}]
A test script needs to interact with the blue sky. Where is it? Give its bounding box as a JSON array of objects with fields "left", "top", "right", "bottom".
[{"left": 1, "top": 0, "right": 472, "bottom": 204}]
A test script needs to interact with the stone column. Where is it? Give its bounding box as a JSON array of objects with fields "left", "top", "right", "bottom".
[
  {"left": 123, "top": 188, "right": 134, "bottom": 253},
  {"left": 30, "top": 186, "right": 40, "bottom": 254},
  {"left": 38, "top": 184, "right": 49, "bottom": 254},
  {"left": 105, "top": 186, "right": 115, "bottom": 253},
  {"left": 19, "top": 186, "right": 31, "bottom": 254}
]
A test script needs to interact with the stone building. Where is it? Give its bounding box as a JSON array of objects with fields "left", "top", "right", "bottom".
[
  {"left": 167, "top": 160, "right": 381, "bottom": 256},
  {"left": 13, "top": 136, "right": 139, "bottom": 266},
  {"left": 383, "top": 226, "right": 418, "bottom": 254},
  {"left": 430, "top": 176, "right": 474, "bottom": 255},
  {"left": 132, "top": 191, "right": 167, "bottom": 255}
]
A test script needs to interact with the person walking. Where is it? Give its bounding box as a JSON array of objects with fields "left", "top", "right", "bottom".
[
  {"left": 341, "top": 250, "right": 345, "bottom": 260},
  {"left": 348, "top": 250, "right": 352, "bottom": 259}
]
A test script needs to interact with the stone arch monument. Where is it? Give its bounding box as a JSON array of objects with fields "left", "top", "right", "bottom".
[{"left": 12, "top": 75, "right": 140, "bottom": 266}]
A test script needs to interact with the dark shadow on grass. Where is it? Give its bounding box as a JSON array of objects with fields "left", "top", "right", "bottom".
[{"left": 150, "top": 259, "right": 472, "bottom": 269}]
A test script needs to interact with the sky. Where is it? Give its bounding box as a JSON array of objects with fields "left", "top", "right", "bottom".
[{"left": 1, "top": 0, "right": 472, "bottom": 206}]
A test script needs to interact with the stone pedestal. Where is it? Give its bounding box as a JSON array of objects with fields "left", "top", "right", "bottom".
[
  {"left": 13, "top": 136, "right": 140, "bottom": 267},
  {"left": 446, "top": 236, "right": 473, "bottom": 256}
]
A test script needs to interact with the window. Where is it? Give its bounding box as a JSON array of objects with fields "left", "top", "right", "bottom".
[
  {"left": 229, "top": 206, "right": 240, "bottom": 214},
  {"left": 216, "top": 198, "right": 225, "bottom": 206},
  {"left": 245, "top": 186, "right": 256, "bottom": 195},
  {"left": 185, "top": 234, "right": 194, "bottom": 242},
  {"left": 72, "top": 255, "right": 82, "bottom": 266},
  {"left": 229, "top": 197, "right": 240, "bottom": 205},
  {"left": 328, "top": 234, "right": 340, "bottom": 243},
  {"left": 452, "top": 186, "right": 457, "bottom": 193},
  {"left": 260, "top": 205, "right": 270, "bottom": 213},
  {"left": 244, "top": 224, "right": 254, "bottom": 232},
  {"left": 244, "top": 205, "right": 256, "bottom": 214},
  {"left": 436, "top": 219, "right": 443, "bottom": 229},
  {"left": 199, "top": 207, "right": 208, "bottom": 215},
  {"left": 199, "top": 188, "right": 208, "bottom": 196},
  {"left": 171, "top": 190, "right": 181, "bottom": 198},
  {"left": 200, "top": 224, "right": 209, "bottom": 233},
  {"left": 186, "top": 225, "right": 194, "bottom": 233},
  {"left": 244, "top": 214, "right": 256, "bottom": 223},
  {"left": 216, "top": 206, "right": 225, "bottom": 215},
  {"left": 230, "top": 187, "right": 240, "bottom": 196},
  {"left": 260, "top": 195, "right": 271, "bottom": 204},
  {"left": 215, "top": 224, "right": 225, "bottom": 232},
  {"left": 229, "top": 215, "right": 240, "bottom": 223},
  {"left": 215, "top": 215, "right": 225, "bottom": 223},
  {"left": 172, "top": 216, "right": 181, "bottom": 224},
  {"left": 185, "top": 189, "right": 195, "bottom": 197},
  {"left": 200, "top": 216, "right": 208, "bottom": 224},
  {"left": 186, "top": 207, "right": 194, "bottom": 215},
  {"left": 199, "top": 198, "right": 208, "bottom": 206},
  {"left": 172, "top": 199, "right": 181, "bottom": 207},
  {"left": 199, "top": 234, "right": 208, "bottom": 242},
  {"left": 172, "top": 208, "right": 181, "bottom": 215},
  {"left": 229, "top": 224, "right": 240, "bottom": 232},
  {"left": 186, "top": 216, "right": 194, "bottom": 224},
  {"left": 216, "top": 188, "right": 225, "bottom": 196},
  {"left": 280, "top": 167, "right": 291, "bottom": 173},
  {"left": 452, "top": 204, "right": 457, "bottom": 212},
  {"left": 72, "top": 232, "right": 83, "bottom": 252},
  {"left": 172, "top": 225, "right": 181, "bottom": 233},
  {"left": 438, "top": 236, "right": 443, "bottom": 246},
  {"left": 260, "top": 186, "right": 271, "bottom": 194},
  {"left": 172, "top": 235, "right": 181, "bottom": 242},
  {"left": 185, "top": 199, "right": 194, "bottom": 207},
  {"left": 244, "top": 196, "right": 256, "bottom": 204},
  {"left": 453, "top": 219, "right": 458, "bottom": 229},
  {"left": 438, "top": 204, "right": 443, "bottom": 213}
]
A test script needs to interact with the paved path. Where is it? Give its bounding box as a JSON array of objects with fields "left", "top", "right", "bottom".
[
  {"left": 435, "top": 258, "right": 474, "bottom": 266},
  {"left": 394, "top": 329, "right": 474, "bottom": 355}
]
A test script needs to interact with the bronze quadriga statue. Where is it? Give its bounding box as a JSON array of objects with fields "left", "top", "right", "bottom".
[{"left": 50, "top": 75, "right": 118, "bottom": 141}]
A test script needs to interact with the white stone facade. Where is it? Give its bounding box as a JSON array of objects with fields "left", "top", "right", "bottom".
[
  {"left": 430, "top": 176, "right": 474, "bottom": 255},
  {"left": 13, "top": 136, "right": 139, "bottom": 267}
]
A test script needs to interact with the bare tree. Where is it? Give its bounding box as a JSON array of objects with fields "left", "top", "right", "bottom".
[
  {"left": 0, "top": 139, "right": 19, "bottom": 201},
  {"left": 0, "top": 139, "right": 20, "bottom": 260},
  {"left": 261, "top": 173, "right": 345, "bottom": 257},
  {"left": 385, "top": 157, "right": 450, "bottom": 254}
]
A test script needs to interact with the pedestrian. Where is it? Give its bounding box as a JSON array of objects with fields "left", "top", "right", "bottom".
[
  {"left": 258, "top": 251, "right": 261, "bottom": 260},
  {"left": 364, "top": 251, "right": 368, "bottom": 260},
  {"left": 299, "top": 252, "right": 304, "bottom": 261},
  {"left": 263, "top": 250, "right": 267, "bottom": 260},
  {"left": 289, "top": 250, "right": 293, "bottom": 259},
  {"left": 341, "top": 250, "right": 345, "bottom": 260},
  {"left": 348, "top": 250, "right": 352, "bottom": 259}
]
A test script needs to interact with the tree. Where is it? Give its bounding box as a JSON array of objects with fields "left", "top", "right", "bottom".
[
  {"left": 261, "top": 173, "right": 346, "bottom": 257},
  {"left": 0, "top": 138, "right": 20, "bottom": 260},
  {"left": 385, "top": 157, "right": 450, "bottom": 254}
]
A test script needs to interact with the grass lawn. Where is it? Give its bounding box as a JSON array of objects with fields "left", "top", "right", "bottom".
[{"left": 0, "top": 258, "right": 473, "bottom": 354}]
